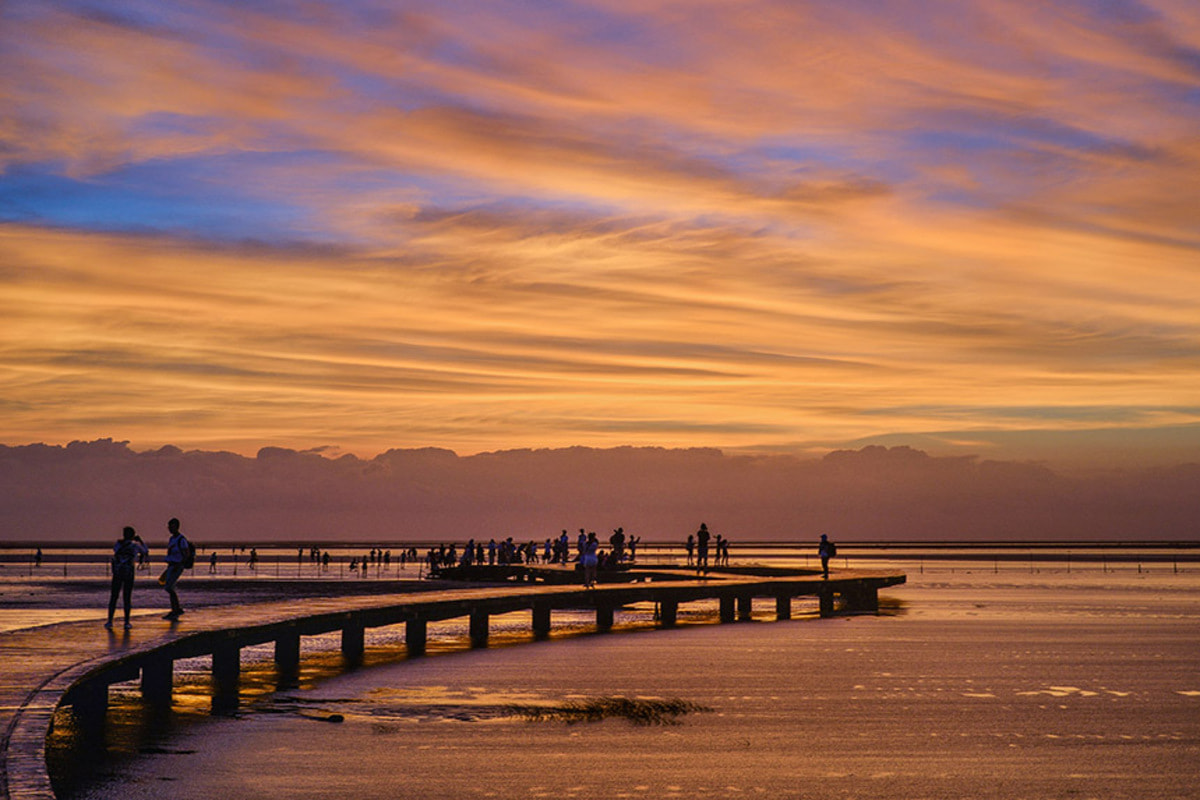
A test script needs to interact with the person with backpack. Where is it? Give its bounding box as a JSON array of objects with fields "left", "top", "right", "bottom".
[
  {"left": 106, "top": 526, "right": 148, "bottom": 629},
  {"left": 162, "top": 517, "right": 190, "bottom": 619},
  {"left": 818, "top": 533, "right": 837, "bottom": 579}
]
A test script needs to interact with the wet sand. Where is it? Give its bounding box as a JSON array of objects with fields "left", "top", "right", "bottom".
[{"left": 54, "top": 568, "right": 1200, "bottom": 800}]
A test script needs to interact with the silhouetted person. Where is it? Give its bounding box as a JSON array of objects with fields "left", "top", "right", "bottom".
[
  {"left": 106, "top": 526, "right": 148, "bottom": 629},
  {"left": 581, "top": 532, "right": 600, "bottom": 588},
  {"left": 34, "top": 547, "right": 42, "bottom": 568},
  {"left": 685, "top": 534, "right": 694, "bottom": 566},
  {"left": 162, "top": 518, "right": 188, "bottom": 619},
  {"left": 209, "top": 551, "right": 218, "bottom": 574},
  {"left": 818, "top": 533, "right": 836, "bottom": 579},
  {"left": 695, "top": 523, "right": 711, "bottom": 573},
  {"left": 610, "top": 527, "right": 626, "bottom": 562}
]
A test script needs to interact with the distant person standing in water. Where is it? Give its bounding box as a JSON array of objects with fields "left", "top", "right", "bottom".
[
  {"left": 818, "top": 533, "right": 837, "bottom": 579},
  {"left": 106, "top": 526, "right": 148, "bottom": 629},
  {"left": 162, "top": 518, "right": 189, "bottom": 619}
]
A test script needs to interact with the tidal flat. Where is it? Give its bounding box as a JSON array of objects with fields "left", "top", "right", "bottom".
[{"left": 48, "top": 565, "right": 1200, "bottom": 800}]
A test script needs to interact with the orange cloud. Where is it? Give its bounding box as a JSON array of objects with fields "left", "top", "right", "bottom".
[{"left": 1, "top": 1, "right": 1198, "bottom": 463}]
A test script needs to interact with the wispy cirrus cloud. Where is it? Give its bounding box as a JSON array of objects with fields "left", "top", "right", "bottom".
[{"left": 1, "top": 0, "right": 1198, "bottom": 463}]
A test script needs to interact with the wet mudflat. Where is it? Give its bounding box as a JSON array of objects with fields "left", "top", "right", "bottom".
[{"left": 57, "top": 569, "right": 1200, "bottom": 800}]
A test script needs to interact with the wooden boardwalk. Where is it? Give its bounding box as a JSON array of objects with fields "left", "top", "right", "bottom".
[{"left": 0, "top": 567, "right": 904, "bottom": 800}]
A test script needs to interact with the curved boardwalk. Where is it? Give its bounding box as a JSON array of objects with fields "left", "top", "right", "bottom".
[{"left": 0, "top": 567, "right": 904, "bottom": 800}]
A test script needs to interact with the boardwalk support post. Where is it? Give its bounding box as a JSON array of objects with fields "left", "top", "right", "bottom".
[
  {"left": 596, "top": 604, "right": 614, "bottom": 632},
  {"left": 819, "top": 587, "right": 835, "bottom": 618},
  {"left": 275, "top": 631, "right": 301, "bottom": 684},
  {"left": 776, "top": 593, "right": 791, "bottom": 620},
  {"left": 342, "top": 620, "right": 365, "bottom": 666},
  {"left": 406, "top": 619, "right": 427, "bottom": 656},
  {"left": 470, "top": 609, "right": 489, "bottom": 648},
  {"left": 719, "top": 595, "right": 736, "bottom": 623},
  {"left": 843, "top": 584, "right": 879, "bottom": 613},
  {"left": 659, "top": 599, "right": 678, "bottom": 628},
  {"left": 66, "top": 680, "right": 107, "bottom": 738},
  {"left": 141, "top": 655, "right": 173, "bottom": 706},
  {"left": 532, "top": 603, "right": 552, "bottom": 639},
  {"left": 211, "top": 643, "right": 240, "bottom": 712}
]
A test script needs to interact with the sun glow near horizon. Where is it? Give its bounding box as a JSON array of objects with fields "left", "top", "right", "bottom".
[{"left": 2, "top": 1, "right": 1199, "bottom": 466}]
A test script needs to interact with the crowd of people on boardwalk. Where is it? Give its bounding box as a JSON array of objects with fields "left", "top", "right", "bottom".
[
  {"left": 96, "top": 514, "right": 837, "bottom": 627},
  {"left": 422, "top": 526, "right": 647, "bottom": 586}
]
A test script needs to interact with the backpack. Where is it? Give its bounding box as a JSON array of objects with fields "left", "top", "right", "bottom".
[
  {"left": 828, "top": 542, "right": 837, "bottom": 557},
  {"left": 181, "top": 536, "right": 196, "bottom": 569},
  {"left": 112, "top": 539, "right": 137, "bottom": 575}
]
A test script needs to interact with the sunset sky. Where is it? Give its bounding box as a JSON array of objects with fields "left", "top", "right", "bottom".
[{"left": 3, "top": 0, "right": 1199, "bottom": 467}]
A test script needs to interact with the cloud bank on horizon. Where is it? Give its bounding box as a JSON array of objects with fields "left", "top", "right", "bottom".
[
  {"left": 2, "top": 0, "right": 1199, "bottom": 465},
  {"left": 3, "top": 440, "right": 1198, "bottom": 542}
]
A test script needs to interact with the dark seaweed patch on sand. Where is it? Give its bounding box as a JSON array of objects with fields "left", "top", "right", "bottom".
[{"left": 502, "top": 696, "right": 711, "bottom": 726}]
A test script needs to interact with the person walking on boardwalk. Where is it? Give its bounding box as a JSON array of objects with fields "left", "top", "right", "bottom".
[
  {"left": 685, "top": 533, "right": 695, "bottom": 566},
  {"left": 106, "top": 526, "right": 148, "bottom": 629},
  {"left": 162, "top": 517, "right": 189, "bottom": 619},
  {"left": 818, "top": 533, "right": 837, "bottom": 579}
]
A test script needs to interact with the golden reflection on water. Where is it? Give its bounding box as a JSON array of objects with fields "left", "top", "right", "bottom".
[{"left": 46, "top": 600, "right": 800, "bottom": 797}]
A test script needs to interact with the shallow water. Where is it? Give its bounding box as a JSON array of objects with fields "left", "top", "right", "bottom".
[{"left": 52, "top": 569, "right": 1200, "bottom": 800}]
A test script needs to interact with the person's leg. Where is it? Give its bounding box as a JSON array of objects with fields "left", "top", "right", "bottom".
[
  {"left": 121, "top": 575, "right": 134, "bottom": 625},
  {"left": 107, "top": 574, "right": 120, "bottom": 626},
  {"left": 164, "top": 565, "right": 183, "bottom": 615}
]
